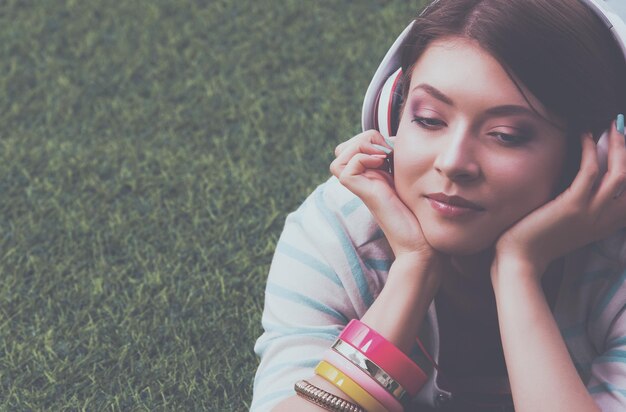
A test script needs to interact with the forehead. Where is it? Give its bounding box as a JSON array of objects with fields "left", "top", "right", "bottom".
[{"left": 408, "top": 36, "right": 561, "bottom": 124}]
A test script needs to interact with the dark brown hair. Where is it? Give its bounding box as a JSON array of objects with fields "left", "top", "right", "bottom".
[{"left": 399, "top": 0, "right": 626, "bottom": 184}]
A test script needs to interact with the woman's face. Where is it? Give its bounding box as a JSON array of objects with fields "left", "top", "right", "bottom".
[{"left": 394, "top": 36, "right": 568, "bottom": 255}]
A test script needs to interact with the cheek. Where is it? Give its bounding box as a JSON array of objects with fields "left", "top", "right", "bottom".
[
  {"left": 487, "top": 155, "right": 563, "bottom": 213},
  {"left": 391, "top": 138, "right": 433, "bottom": 190},
  {"left": 393, "top": 130, "right": 435, "bottom": 172}
]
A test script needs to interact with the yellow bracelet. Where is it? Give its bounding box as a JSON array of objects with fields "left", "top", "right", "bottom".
[{"left": 315, "top": 360, "right": 389, "bottom": 412}]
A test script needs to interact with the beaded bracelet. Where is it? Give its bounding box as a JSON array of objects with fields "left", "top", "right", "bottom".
[{"left": 294, "top": 379, "right": 365, "bottom": 412}]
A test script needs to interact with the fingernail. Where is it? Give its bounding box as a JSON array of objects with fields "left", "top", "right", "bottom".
[
  {"left": 372, "top": 144, "right": 392, "bottom": 154},
  {"left": 617, "top": 114, "right": 624, "bottom": 135},
  {"left": 383, "top": 136, "right": 395, "bottom": 148}
]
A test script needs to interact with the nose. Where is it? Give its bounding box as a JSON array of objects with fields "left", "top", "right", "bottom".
[{"left": 433, "top": 127, "right": 480, "bottom": 183}]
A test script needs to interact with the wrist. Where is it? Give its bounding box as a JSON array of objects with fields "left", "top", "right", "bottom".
[
  {"left": 391, "top": 251, "right": 445, "bottom": 278},
  {"left": 494, "top": 235, "right": 551, "bottom": 276},
  {"left": 361, "top": 254, "right": 444, "bottom": 354},
  {"left": 490, "top": 252, "right": 544, "bottom": 290},
  {"left": 386, "top": 254, "right": 444, "bottom": 300}
]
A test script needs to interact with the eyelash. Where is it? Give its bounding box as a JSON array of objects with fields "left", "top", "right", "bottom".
[
  {"left": 411, "top": 116, "right": 529, "bottom": 146},
  {"left": 412, "top": 116, "right": 444, "bottom": 128},
  {"left": 487, "top": 132, "right": 529, "bottom": 145}
]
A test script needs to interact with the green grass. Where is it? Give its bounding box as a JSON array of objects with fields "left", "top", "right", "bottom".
[{"left": 0, "top": 0, "right": 426, "bottom": 410}]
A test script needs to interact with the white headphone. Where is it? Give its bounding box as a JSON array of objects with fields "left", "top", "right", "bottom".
[{"left": 361, "top": 0, "right": 626, "bottom": 140}]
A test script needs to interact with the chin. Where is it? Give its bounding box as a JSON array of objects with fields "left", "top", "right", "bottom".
[{"left": 422, "top": 230, "right": 495, "bottom": 256}]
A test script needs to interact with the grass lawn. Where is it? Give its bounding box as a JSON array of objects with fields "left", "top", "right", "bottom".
[{"left": 0, "top": 0, "right": 426, "bottom": 410}]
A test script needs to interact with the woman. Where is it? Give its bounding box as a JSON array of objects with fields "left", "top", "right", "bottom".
[{"left": 252, "top": 0, "right": 626, "bottom": 410}]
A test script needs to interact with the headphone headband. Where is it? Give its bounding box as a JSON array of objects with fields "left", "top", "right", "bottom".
[{"left": 361, "top": 0, "right": 626, "bottom": 135}]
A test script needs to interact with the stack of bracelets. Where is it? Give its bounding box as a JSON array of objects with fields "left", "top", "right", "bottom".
[{"left": 294, "top": 319, "right": 428, "bottom": 412}]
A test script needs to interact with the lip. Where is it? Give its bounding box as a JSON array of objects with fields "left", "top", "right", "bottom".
[
  {"left": 425, "top": 193, "right": 485, "bottom": 218},
  {"left": 425, "top": 193, "right": 484, "bottom": 210}
]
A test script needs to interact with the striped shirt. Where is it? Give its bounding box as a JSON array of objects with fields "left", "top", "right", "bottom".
[{"left": 251, "top": 176, "right": 626, "bottom": 411}]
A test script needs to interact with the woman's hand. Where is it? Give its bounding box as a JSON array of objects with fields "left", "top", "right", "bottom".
[
  {"left": 330, "top": 130, "right": 438, "bottom": 264},
  {"left": 332, "top": 130, "right": 446, "bottom": 352},
  {"left": 493, "top": 121, "right": 626, "bottom": 277},
  {"left": 488, "top": 127, "right": 622, "bottom": 412}
]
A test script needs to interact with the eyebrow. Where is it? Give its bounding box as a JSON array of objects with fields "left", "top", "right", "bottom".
[
  {"left": 412, "top": 84, "right": 455, "bottom": 106},
  {"left": 411, "top": 83, "right": 540, "bottom": 119}
]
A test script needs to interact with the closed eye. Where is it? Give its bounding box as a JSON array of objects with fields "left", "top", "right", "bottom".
[
  {"left": 488, "top": 132, "right": 530, "bottom": 146},
  {"left": 412, "top": 116, "right": 446, "bottom": 129}
]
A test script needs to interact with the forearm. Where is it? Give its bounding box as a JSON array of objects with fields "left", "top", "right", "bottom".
[
  {"left": 491, "top": 259, "right": 599, "bottom": 412},
  {"left": 360, "top": 254, "right": 441, "bottom": 353},
  {"left": 273, "top": 255, "right": 441, "bottom": 411}
]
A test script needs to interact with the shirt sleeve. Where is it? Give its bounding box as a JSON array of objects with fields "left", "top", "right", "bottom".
[
  {"left": 250, "top": 179, "right": 377, "bottom": 412},
  {"left": 587, "top": 300, "right": 626, "bottom": 410}
]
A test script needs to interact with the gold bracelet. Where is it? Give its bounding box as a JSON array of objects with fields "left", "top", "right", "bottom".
[{"left": 294, "top": 379, "right": 366, "bottom": 412}]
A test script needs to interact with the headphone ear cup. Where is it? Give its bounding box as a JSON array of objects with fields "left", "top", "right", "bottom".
[
  {"left": 376, "top": 68, "right": 404, "bottom": 138},
  {"left": 389, "top": 72, "right": 404, "bottom": 137}
]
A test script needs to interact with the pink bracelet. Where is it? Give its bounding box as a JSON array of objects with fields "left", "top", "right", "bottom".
[
  {"left": 322, "top": 348, "right": 404, "bottom": 412},
  {"left": 339, "top": 319, "right": 428, "bottom": 396}
]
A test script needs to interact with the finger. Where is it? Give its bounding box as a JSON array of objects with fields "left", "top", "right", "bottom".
[
  {"left": 335, "top": 134, "right": 371, "bottom": 155},
  {"left": 337, "top": 154, "right": 388, "bottom": 195},
  {"left": 334, "top": 136, "right": 393, "bottom": 172},
  {"left": 594, "top": 117, "right": 626, "bottom": 205},
  {"left": 335, "top": 129, "right": 393, "bottom": 156},
  {"left": 334, "top": 142, "right": 347, "bottom": 156},
  {"left": 607, "top": 116, "right": 626, "bottom": 198},
  {"left": 372, "top": 144, "right": 392, "bottom": 155},
  {"left": 359, "top": 129, "right": 394, "bottom": 149},
  {"left": 334, "top": 134, "right": 359, "bottom": 157},
  {"left": 568, "top": 132, "right": 599, "bottom": 202},
  {"left": 332, "top": 144, "right": 390, "bottom": 178},
  {"left": 330, "top": 140, "right": 390, "bottom": 177},
  {"left": 383, "top": 135, "right": 396, "bottom": 149},
  {"left": 341, "top": 153, "right": 387, "bottom": 179}
]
